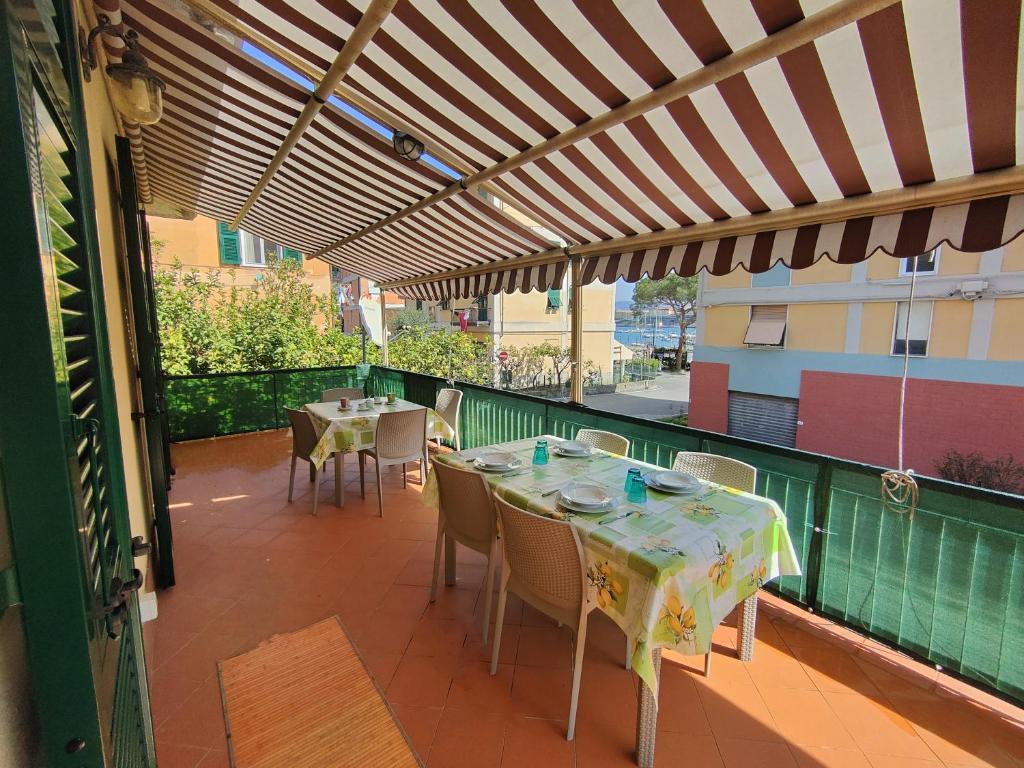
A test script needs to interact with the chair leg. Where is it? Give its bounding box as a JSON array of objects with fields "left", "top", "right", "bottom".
[
  {"left": 288, "top": 455, "right": 297, "bottom": 502},
  {"left": 480, "top": 541, "right": 498, "bottom": 644},
  {"left": 375, "top": 460, "right": 384, "bottom": 518},
  {"left": 430, "top": 522, "right": 445, "bottom": 603},
  {"left": 625, "top": 635, "right": 632, "bottom": 671},
  {"left": 704, "top": 652, "right": 712, "bottom": 676},
  {"left": 308, "top": 461, "right": 315, "bottom": 483},
  {"left": 567, "top": 615, "right": 588, "bottom": 741},
  {"left": 489, "top": 571, "right": 510, "bottom": 675},
  {"left": 402, "top": 462, "right": 407, "bottom": 489},
  {"left": 311, "top": 467, "right": 320, "bottom": 517},
  {"left": 358, "top": 453, "right": 365, "bottom": 499}
]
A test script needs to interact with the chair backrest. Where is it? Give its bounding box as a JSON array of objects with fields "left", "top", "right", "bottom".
[
  {"left": 673, "top": 451, "right": 757, "bottom": 493},
  {"left": 374, "top": 407, "right": 427, "bottom": 460},
  {"left": 435, "top": 388, "right": 462, "bottom": 434},
  {"left": 321, "top": 387, "right": 364, "bottom": 402},
  {"left": 494, "top": 494, "right": 586, "bottom": 627},
  {"left": 575, "top": 428, "right": 630, "bottom": 456},
  {"left": 285, "top": 407, "right": 319, "bottom": 458},
  {"left": 431, "top": 460, "right": 496, "bottom": 552}
]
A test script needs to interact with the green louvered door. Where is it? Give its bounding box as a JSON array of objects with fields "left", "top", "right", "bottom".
[
  {"left": 0, "top": 0, "right": 154, "bottom": 764},
  {"left": 32, "top": 76, "right": 152, "bottom": 768}
]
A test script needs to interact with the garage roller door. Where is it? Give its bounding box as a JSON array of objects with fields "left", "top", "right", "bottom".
[{"left": 728, "top": 392, "right": 799, "bottom": 447}]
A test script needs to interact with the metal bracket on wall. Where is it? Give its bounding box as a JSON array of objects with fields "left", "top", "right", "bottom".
[{"left": 0, "top": 566, "right": 22, "bottom": 615}]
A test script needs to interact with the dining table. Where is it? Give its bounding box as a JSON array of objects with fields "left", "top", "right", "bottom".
[
  {"left": 304, "top": 397, "right": 455, "bottom": 506},
  {"left": 423, "top": 435, "right": 801, "bottom": 768}
]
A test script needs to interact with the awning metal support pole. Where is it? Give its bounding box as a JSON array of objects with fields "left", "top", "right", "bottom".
[
  {"left": 228, "top": 0, "right": 397, "bottom": 230},
  {"left": 569, "top": 257, "right": 584, "bottom": 405},
  {"left": 380, "top": 297, "right": 389, "bottom": 367}
]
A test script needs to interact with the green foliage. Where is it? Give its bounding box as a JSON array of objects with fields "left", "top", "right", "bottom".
[
  {"left": 631, "top": 274, "right": 698, "bottom": 370},
  {"left": 390, "top": 307, "right": 431, "bottom": 331},
  {"left": 154, "top": 258, "right": 373, "bottom": 375},
  {"left": 389, "top": 325, "right": 493, "bottom": 385},
  {"left": 498, "top": 344, "right": 545, "bottom": 389}
]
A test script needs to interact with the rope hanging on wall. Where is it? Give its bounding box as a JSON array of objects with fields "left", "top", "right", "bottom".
[{"left": 881, "top": 257, "right": 921, "bottom": 517}]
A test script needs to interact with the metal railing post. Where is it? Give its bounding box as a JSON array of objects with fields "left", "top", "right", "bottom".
[{"left": 804, "top": 460, "right": 833, "bottom": 609}]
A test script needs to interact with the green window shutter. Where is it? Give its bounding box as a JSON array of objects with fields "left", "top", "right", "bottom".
[
  {"left": 546, "top": 289, "right": 562, "bottom": 312},
  {"left": 217, "top": 221, "right": 241, "bottom": 265},
  {"left": 283, "top": 247, "right": 302, "bottom": 263}
]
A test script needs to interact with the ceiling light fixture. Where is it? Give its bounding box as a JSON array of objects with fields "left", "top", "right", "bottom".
[{"left": 392, "top": 130, "right": 425, "bottom": 161}]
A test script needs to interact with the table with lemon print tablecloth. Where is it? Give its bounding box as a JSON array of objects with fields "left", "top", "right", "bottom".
[
  {"left": 304, "top": 399, "right": 455, "bottom": 508},
  {"left": 424, "top": 436, "right": 800, "bottom": 765},
  {"left": 305, "top": 399, "right": 454, "bottom": 470}
]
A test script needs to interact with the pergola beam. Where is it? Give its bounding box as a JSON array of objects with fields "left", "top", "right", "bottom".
[
  {"left": 226, "top": 0, "right": 396, "bottom": 229},
  {"left": 312, "top": 0, "right": 897, "bottom": 259},
  {"left": 376, "top": 166, "right": 1024, "bottom": 292}
]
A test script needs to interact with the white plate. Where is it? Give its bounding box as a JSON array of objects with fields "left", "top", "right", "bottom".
[
  {"left": 644, "top": 471, "right": 702, "bottom": 494},
  {"left": 552, "top": 445, "right": 591, "bottom": 458},
  {"left": 473, "top": 452, "right": 522, "bottom": 472},
  {"left": 558, "top": 440, "right": 590, "bottom": 455},
  {"left": 559, "top": 482, "right": 611, "bottom": 508},
  {"left": 559, "top": 497, "right": 617, "bottom": 514}
]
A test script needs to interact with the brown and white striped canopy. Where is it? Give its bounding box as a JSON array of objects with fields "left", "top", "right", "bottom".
[{"left": 111, "top": 0, "right": 1024, "bottom": 298}]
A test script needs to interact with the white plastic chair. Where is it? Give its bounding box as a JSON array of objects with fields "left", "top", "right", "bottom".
[
  {"left": 358, "top": 408, "right": 428, "bottom": 517},
  {"left": 432, "top": 388, "right": 463, "bottom": 451},
  {"left": 429, "top": 459, "right": 498, "bottom": 642},
  {"left": 490, "top": 495, "right": 593, "bottom": 740},
  {"left": 321, "top": 387, "right": 364, "bottom": 402},
  {"left": 285, "top": 407, "right": 322, "bottom": 516},
  {"left": 574, "top": 428, "right": 629, "bottom": 456},
  {"left": 673, "top": 450, "right": 757, "bottom": 675},
  {"left": 673, "top": 451, "right": 757, "bottom": 493}
]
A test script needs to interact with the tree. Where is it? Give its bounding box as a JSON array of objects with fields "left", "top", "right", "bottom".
[
  {"left": 154, "top": 258, "right": 372, "bottom": 374},
  {"left": 388, "top": 325, "right": 492, "bottom": 385},
  {"left": 390, "top": 306, "right": 431, "bottom": 331},
  {"left": 498, "top": 345, "right": 546, "bottom": 390},
  {"left": 534, "top": 342, "right": 572, "bottom": 387},
  {"left": 935, "top": 450, "right": 1024, "bottom": 495},
  {"left": 631, "top": 274, "right": 698, "bottom": 371}
]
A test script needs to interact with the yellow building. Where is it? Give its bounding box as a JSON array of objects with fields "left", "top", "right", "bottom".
[
  {"left": 148, "top": 214, "right": 333, "bottom": 294},
  {"left": 692, "top": 244, "right": 1024, "bottom": 475},
  {"left": 422, "top": 280, "right": 625, "bottom": 385}
]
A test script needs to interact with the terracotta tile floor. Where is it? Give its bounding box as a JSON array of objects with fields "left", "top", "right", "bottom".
[{"left": 147, "top": 430, "right": 1024, "bottom": 768}]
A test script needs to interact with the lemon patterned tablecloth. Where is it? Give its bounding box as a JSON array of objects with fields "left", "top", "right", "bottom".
[
  {"left": 305, "top": 399, "right": 454, "bottom": 470},
  {"left": 424, "top": 436, "right": 801, "bottom": 695}
]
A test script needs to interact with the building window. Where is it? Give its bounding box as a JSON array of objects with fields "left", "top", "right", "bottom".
[
  {"left": 545, "top": 289, "right": 562, "bottom": 314},
  {"left": 892, "top": 301, "right": 932, "bottom": 356},
  {"left": 744, "top": 305, "right": 787, "bottom": 347},
  {"left": 899, "top": 248, "right": 939, "bottom": 276},
  {"left": 238, "top": 230, "right": 283, "bottom": 266}
]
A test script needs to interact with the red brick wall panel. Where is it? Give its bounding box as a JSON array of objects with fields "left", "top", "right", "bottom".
[
  {"left": 688, "top": 361, "right": 730, "bottom": 433},
  {"left": 796, "top": 371, "right": 1024, "bottom": 475}
]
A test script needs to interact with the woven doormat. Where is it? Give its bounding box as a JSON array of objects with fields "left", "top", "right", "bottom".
[{"left": 218, "top": 617, "right": 422, "bottom": 768}]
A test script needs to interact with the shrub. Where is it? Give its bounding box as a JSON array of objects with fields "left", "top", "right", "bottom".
[{"left": 935, "top": 451, "right": 1024, "bottom": 495}]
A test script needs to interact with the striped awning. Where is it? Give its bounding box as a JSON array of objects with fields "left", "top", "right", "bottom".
[{"left": 116, "top": 0, "right": 1024, "bottom": 297}]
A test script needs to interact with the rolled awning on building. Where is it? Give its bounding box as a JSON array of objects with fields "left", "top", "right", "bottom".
[{"left": 109, "top": 0, "right": 1024, "bottom": 298}]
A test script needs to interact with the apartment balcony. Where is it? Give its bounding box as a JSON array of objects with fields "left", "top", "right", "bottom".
[{"left": 150, "top": 366, "right": 1024, "bottom": 768}]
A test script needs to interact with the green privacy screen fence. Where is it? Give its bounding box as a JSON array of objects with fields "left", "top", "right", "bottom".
[
  {"left": 164, "top": 365, "right": 363, "bottom": 439},
  {"left": 163, "top": 364, "right": 1024, "bottom": 704}
]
